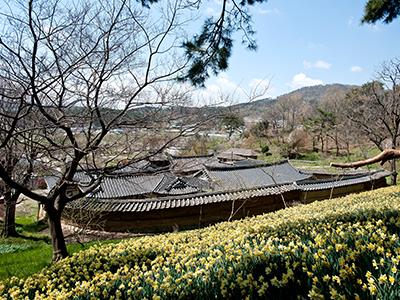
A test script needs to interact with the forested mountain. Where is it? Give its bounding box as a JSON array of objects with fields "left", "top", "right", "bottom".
[
  {"left": 233, "top": 83, "right": 356, "bottom": 119},
  {"left": 277, "top": 84, "right": 356, "bottom": 105},
  {"left": 0, "top": 84, "right": 356, "bottom": 127}
]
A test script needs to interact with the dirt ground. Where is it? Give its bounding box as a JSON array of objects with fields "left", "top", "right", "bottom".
[{"left": 61, "top": 224, "right": 144, "bottom": 244}]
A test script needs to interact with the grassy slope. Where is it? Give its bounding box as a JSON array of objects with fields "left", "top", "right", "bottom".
[
  {"left": 0, "top": 237, "right": 118, "bottom": 280},
  {"left": 0, "top": 199, "right": 120, "bottom": 280},
  {"left": 2, "top": 186, "right": 400, "bottom": 299},
  {"left": 0, "top": 236, "right": 50, "bottom": 280}
]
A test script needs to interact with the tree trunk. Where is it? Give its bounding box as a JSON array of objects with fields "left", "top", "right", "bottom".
[
  {"left": 392, "top": 138, "right": 398, "bottom": 185},
  {"left": 46, "top": 204, "right": 68, "bottom": 261},
  {"left": 320, "top": 136, "right": 324, "bottom": 153},
  {"left": 345, "top": 141, "right": 350, "bottom": 158},
  {"left": 335, "top": 131, "right": 340, "bottom": 156},
  {"left": 228, "top": 128, "right": 233, "bottom": 140},
  {"left": 390, "top": 158, "right": 398, "bottom": 185},
  {"left": 312, "top": 137, "right": 317, "bottom": 152},
  {"left": 1, "top": 188, "right": 20, "bottom": 237},
  {"left": 2, "top": 196, "right": 17, "bottom": 237}
]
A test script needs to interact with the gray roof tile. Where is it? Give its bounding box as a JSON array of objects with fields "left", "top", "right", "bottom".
[
  {"left": 65, "top": 162, "right": 391, "bottom": 214},
  {"left": 170, "top": 155, "right": 219, "bottom": 173},
  {"left": 67, "top": 183, "right": 300, "bottom": 212},
  {"left": 206, "top": 161, "right": 311, "bottom": 191},
  {"left": 297, "top": 171, "right": 391, "bottom": 191},
  {"left": 87, "top": 172, "right": 208, "bottom": 199}
]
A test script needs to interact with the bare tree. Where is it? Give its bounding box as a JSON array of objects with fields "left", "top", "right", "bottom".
[
  {"left": 331, "top": 58, "right": 400, "bottom": 184},
  {"left": 0, "top": 84, "right": 43, "bottom": 237},
  {"left": 0, "top": 139, "right": 36, "bottom": 237},
  {"left": 275, "top": 94, "right": 310, "bottom": 132},
  {"left": 0, "top": 0, "right": 207, "bottom": 260},
  {"left": 265, "top": 94, "right": 312, "bottom": 144},
  {"left": 318, "top": 86, "right": 355, "bottom": 156}
]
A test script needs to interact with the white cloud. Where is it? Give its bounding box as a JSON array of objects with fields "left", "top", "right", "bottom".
[
  {"left": 259, "top": 8, "right": 280, "bottom": 15},
  {"left": 303, "top": 60, "right": 332, "bottom": 70},
  {"left": 249, "top": 78, "right": 270, "bottom": 92},
  {"left": 350, "top": 65, "right": 363, "bottom": 73},
  {"left": 289, "top": 73, "right": 323, "bottom": 89},
  {"left": 192, "top": 74, "right": 274, "bottom": 106},
  {"left": 193, "top": 74, "right": 245, "bottom": 106},
  {"left": 248, "top": 78, "right": 274, "bottom": 100}
]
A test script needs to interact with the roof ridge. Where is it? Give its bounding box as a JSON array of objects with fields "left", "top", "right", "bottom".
[
  {"left": 297, "top": 170, "right": 384, "bottom": 185},
  {"left": 104, "top": 171, "right": 169, "bottom": 179},
  {"left": 84, "top": 182, "right": 298, "bottom": 203},
  {"left": 206, "top": 159, "right": 289, "bottom": 171},
  {"left": 153, "top": 173, "right": 177, "bottom": 193},
  {"left": 171, "top": 154, "right": 214, "bottom": 159}
]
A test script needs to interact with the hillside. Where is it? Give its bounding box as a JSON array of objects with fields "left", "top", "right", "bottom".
[
  {"left": 171, "top": 83, "right": 357, "bottom": 122},
  {"left": 234, "top": 83, "right": 356, "bottom": 119},
  {"left": 8, "top": 84, "right": 353, "bottom": 128},
  {"left": 277, "top": 83, "right": 356, "bottom": 105},
  {"left": 2, "top": 186, "right": 400, "bottom": 299}
]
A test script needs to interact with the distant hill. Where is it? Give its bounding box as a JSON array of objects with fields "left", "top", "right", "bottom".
[
  {"left": 15, "top": 83, "right": 356, "bottom": 128},
  {"left": 233, "top": 83, "right": 357, "bottom": 119},
  {"left": 123, "top": 84, "right": 358, "bottom": 125},
  {"left": 276, "top": 83, "right": 356, "bottom": 105}
]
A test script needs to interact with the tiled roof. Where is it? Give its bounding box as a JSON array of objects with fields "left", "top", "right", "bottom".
[
  {"left": 154, "top": 175, "right": 205, "bottom": 195},
  {"left": 170, "top": 156, "right": 268, "bottom": 174},
  {"left": 87, "top": 172, "right": 210, "bottom": 199},
  {"left": 73, "top": 172, "right": 95, "bottom": 184},
  {"left": 45, "top": 167, "right": 209, "bottom": 199},
  {"left": 153, "top": 173, "right": 178, "bottom": 192},
  {"left": 181, "top": 177, "right": 210, "bottom": 190},
  {"left": 297, "top": 171, "right": 391, "bottom": 191},
  {"left": 67, "top": 183, "right": 298, "bottom": 212},
  {"left": 66, "top": 170, "right": 390, "bottom": 213},
  {"left": 114, "top": 160, "right": 168, "bottom": 174},
  {"left": 233, "top": 159, "right": 269, "bottom": 167},
  {"left": 298, "top": 168, "right": 368, "bottom": 176},
  {"left": 206, "top": 161, "right": 311, "bottom": 191},
  {"left": 170, "top": 156, "right": 223, "bottom": 173},
  {"left": 89, "top": 174, "right": 165, "bottom": 199},
  {"left": 45, "top": 172, "right": 95, "bottom": 190}
]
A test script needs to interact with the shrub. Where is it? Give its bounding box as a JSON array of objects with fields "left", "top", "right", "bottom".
[
  {"left": 301, "top": 151, "right": 321, "bottom": 161},
  {"left": 0, "top": 244, "right": 32, "bottom": 255},
  {"left": 2, "top": 187, "right": 400, "bottom": 299},
  {"left": 260, "top": 144, "right": 270, "bottom": 155}
]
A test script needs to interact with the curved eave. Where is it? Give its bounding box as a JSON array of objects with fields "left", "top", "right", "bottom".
[
  {"left": 66, "top": 184, "right": 298, "bottom": 213},
  {"left": 65, "top": 170, "right": 391, "bottom": 213},
  {"left": 297, "top": 170, "right": 391, "bottom": 191}
]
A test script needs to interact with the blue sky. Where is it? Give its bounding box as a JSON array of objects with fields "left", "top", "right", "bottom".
[{"left": 196, "top": 0, "right": 400, "bottom": 102}]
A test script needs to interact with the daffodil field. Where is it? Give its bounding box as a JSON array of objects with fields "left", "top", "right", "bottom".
[{"left": 2, "top": 186, "right": 400, "bottom": 299}]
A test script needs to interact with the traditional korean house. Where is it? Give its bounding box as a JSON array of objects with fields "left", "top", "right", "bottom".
[{"left": 54, "top": 159, "right": 390, "bottom": 232}]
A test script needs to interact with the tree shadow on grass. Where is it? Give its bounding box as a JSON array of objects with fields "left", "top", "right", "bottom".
[
  {"left": 17, "top": 233, "right": 50, "bottom": 243},
  {"left": 12, "top": 220, "right": 51, "bottom": 243},
  {"left": 19, "top": 219, "right": 48, "bottom": 233}
]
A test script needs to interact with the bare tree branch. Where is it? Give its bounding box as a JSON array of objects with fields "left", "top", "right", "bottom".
[{"left": 331, "top": 149, "right": 400, "bottom": 169}]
